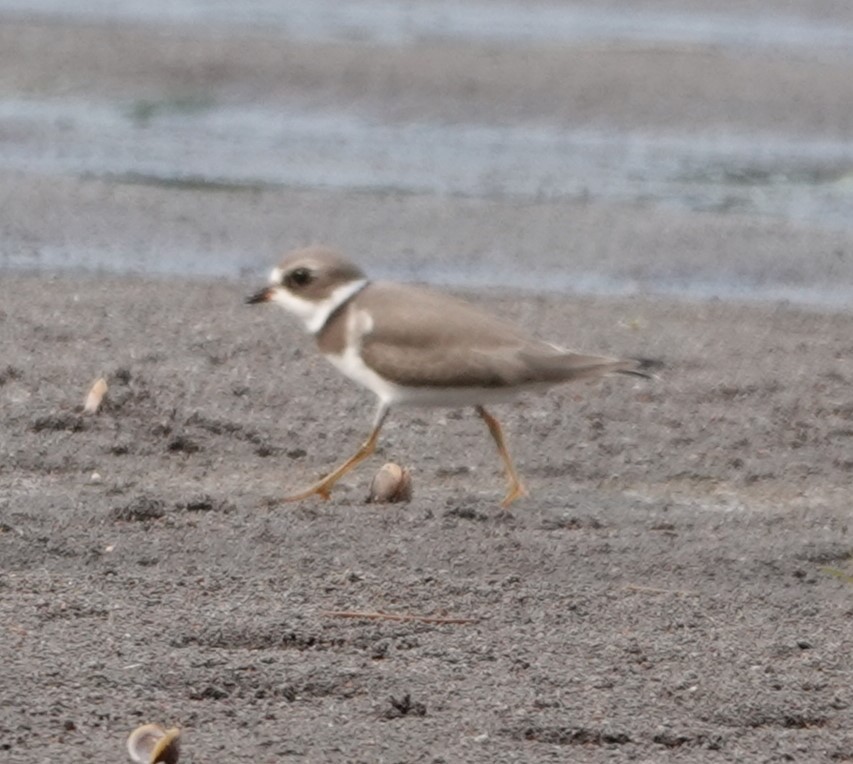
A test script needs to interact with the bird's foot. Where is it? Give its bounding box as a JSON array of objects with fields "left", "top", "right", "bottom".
[
  {"left": 500, "top": 479, "right": 528, "bottom": 508},
  {"left": 281, "top": 480, "right": 335, "bottom": 503}
]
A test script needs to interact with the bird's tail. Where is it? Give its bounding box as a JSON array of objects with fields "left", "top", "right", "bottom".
[{"left": 520, "top": 351, "right": 662, "bottom": 383}]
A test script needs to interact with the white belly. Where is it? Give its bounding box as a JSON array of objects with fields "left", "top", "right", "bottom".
[{"left": 324, "top": 350, "right": 521, "bottom": 408}]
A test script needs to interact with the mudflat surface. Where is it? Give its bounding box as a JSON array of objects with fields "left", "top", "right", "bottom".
[
  {"left": 2, "top": 3, "right": 853, "bottom": 762},
  {"left": 1, "top": 274, "right": 851, "bottom": 762}
]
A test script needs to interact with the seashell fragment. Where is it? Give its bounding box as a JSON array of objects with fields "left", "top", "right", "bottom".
[
  {"left": 127, "top": 723, "right": 181, "bottom": 764},
  {"left": 368, "top": 462, "right": 413, "bottom": 504},
  {"left": 83, "top": 377, "right": 108, "bottom": 414}
]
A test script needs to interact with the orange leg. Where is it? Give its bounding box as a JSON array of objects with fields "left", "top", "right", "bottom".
[
  {"left": 475, "top": 405, "right": 528, "bottom": 507},
  {"left": 283, "top": 404, "right": 389, "bottom": 502}
]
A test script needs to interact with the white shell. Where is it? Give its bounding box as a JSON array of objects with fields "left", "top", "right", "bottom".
[
  {"left": 126, "top": 724, "right": 181, "bottom": 764},
  {"left": 83, "top": 377, "right": 108, "bottom": 414},
  {"left": 368, "top": 463, "right": 413, "bottom": 503}
]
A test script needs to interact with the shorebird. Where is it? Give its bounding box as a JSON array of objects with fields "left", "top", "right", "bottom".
[{"left": 247, "top": 246, "right": 650, "bottom": 506}]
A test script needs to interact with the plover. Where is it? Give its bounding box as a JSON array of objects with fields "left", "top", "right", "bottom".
[{"left": 247, "top": 246, "right": 650, "bottom": 506}]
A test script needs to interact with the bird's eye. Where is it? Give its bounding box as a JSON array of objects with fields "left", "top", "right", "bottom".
[{"left": 286, "top": 267, "right": 313, "bottom": 288}]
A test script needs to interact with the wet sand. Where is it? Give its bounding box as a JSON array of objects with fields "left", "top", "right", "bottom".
[
  {"left": 1, "top": 5, "right": 853, "bottom": 763},
  {"left": 3, "top": 16, "right": 853, "bottom": 137},
  {"left": 1, "top": 273, "right": 851, "bottom": 762}
]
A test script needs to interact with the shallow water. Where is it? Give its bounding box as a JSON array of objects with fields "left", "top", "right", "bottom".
[
  {"left": 4, "top": 96, "right": 852, "bottom": 228},
  {"left": 2, "top": 1, "right": 853, "bottom": 307}
]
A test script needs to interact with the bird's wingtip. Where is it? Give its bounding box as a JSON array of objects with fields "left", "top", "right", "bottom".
[{"left": 618, "top": 357, "right": 664, "bottom": 380}]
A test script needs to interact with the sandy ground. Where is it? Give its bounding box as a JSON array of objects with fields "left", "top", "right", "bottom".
[
  {"left": 1, "top": 6, "right": 853, "bottom": 763},
  {"left": 1, "top": 274, "right": 851, "bottom": 763}
]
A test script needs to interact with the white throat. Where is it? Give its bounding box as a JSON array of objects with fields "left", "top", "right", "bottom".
[{"left": 270, "top": 274, "right": 369, "bottom": 334}]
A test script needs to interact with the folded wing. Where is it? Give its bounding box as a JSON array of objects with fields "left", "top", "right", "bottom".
[{"left": 357, "top": 283, "right": 647, "bottom": 389}]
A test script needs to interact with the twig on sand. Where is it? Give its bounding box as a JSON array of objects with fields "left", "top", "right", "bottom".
[
  {"left": 322, "top": 609, "right": 478, "bottom": 625},
  {"left": 622, "top": 583, "right": 699, "bottom": 597}
]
